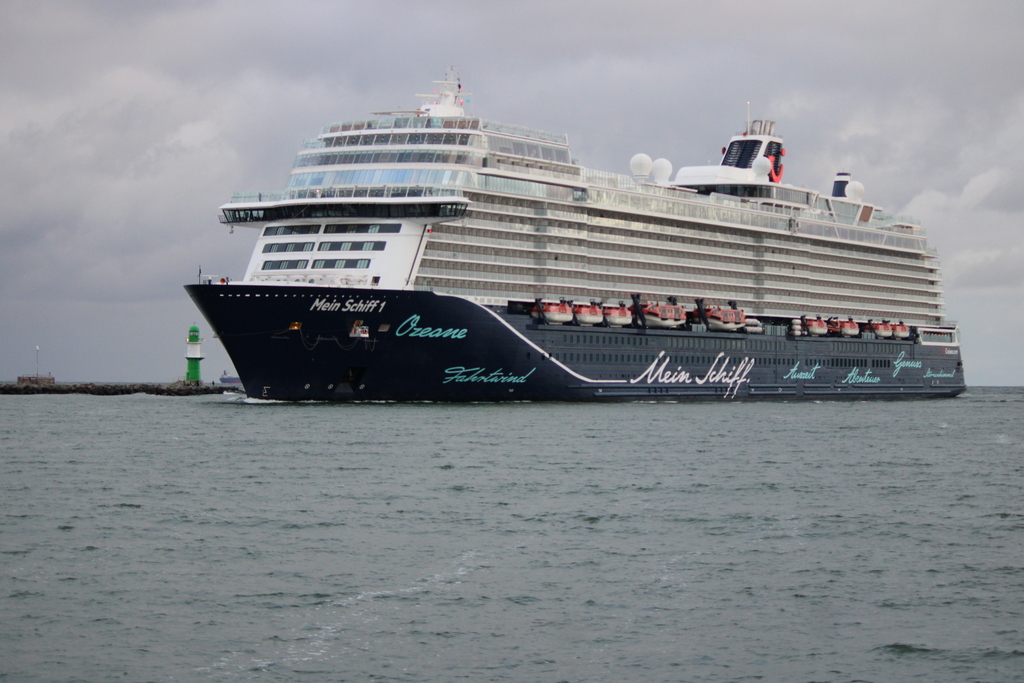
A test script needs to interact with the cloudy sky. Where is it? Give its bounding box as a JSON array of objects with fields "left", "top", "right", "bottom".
[{"left": 1, "top": 0, "right": 1021, "bottom": 385}]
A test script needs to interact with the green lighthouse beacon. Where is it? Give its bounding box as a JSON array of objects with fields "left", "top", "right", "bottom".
[{"left": 185, "top": 324, "right": 204, "bottom": 384}]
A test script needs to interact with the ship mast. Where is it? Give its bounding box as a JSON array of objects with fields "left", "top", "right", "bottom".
[{"left": 415, "top": 66, "right": 466, "bottom": 117}]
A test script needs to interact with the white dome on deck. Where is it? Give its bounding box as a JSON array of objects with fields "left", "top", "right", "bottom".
[
  {"left": 751, "top": 156, "right": 772, "bottom": 178},
  {"left": 630, "top": 153, "right": 653, "bottom": 180},
  {"left": 651, "top": 158, "right": 673, "bottom": 184},
  {"left": 845, "top": 180, "right": 865, "bottom": 202}
]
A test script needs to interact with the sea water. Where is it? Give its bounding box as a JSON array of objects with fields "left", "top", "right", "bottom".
[{"left": 2, "top": 389, "right": 1022, "bottom": 682}]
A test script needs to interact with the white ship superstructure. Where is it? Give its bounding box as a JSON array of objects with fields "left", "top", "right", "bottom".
[{"left": 223, "top": 69, "right": 943, "bottom": 327}]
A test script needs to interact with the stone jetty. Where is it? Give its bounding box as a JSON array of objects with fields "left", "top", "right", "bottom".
[{"left": 0, "top": 382, "right": 234, "bottom": 396}]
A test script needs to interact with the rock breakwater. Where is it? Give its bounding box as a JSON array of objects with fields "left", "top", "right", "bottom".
[{"left": 0, "top": 382, "right": 233, "bottom": 396}]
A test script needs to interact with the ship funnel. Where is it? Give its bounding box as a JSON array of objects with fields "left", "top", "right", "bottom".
[{"left": 832, "top": 172, "right": 851, "bottom": 198}]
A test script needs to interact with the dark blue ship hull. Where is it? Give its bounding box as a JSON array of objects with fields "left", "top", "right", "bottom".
[{"left": 185, "top": 283, "right": 966, "bottom": 401}]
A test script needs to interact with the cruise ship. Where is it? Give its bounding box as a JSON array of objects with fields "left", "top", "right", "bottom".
[{"left": 186, "top": 70, "right": 965, "bottom": 401}]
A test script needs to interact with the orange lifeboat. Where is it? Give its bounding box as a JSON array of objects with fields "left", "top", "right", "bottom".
[
  {"left": 704, "top": 304, "right": 747, "bottom": 332},
  {"left": 531, "top": 299, "right": 573, "bottom": 324},
  {"left": 602, "top": 302, "right": 632, "bottom": 327},
  {"left": 573, "top": 301, "right": 604, "bottom": 326},
  {"left": 866, "top": 319, "right": 893, "bottom": 339},
  {"left": 891, "top": 321, "right": 910, "bottom": 340},
  {"left": 637, "top": 301, "right": 686, "bottom": 328},
  {"left": 827, "top": 317, "right": 859, "bottom": 337},
  {"left": 805, "top": 316, "right": 828, "bottom": 336},
  {"left": 839, "top": 318, "right": 859, "bottom": 337}
]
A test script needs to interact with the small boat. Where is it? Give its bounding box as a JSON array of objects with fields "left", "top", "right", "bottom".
[
  {"left": 704, "top": 305, "right": 747, "bottom": 332},
  {"left": 805, "top": 316, "right": 828, "bottom": 336},
  {"left": 532, "top": 300, "right": 573, "bottom": 324},
  {"left": 638, "top": 301, "right": 686, "bottom": 328},
  {"left": 602, "top": 302, "right": 632, "bottom": 327},
  {"left": 891, "top": 321, "right": 910, "bottom": 340},
  {"left": 573, "top": 301, "right": 604, "bottom": 326}
]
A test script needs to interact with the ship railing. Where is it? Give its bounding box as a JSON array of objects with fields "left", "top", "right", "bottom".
[
  {"left": 478, "top": 120, "right": 568, "bottom": 145},
  {"left": 580, "top": 168, "right": 929, "bottom": 240},
  {"left": 485, "top": 160, "right": 583, "bottom": 182},
  {"left": 285, "top": 185, "right": 465, "bottom": 200},
  {"left": 249, "top": 273, "right": 371, "bottom": 287},
  {"left": 227, "top": 185, "right": 465, "bottom": 204},
  {"left": 198, "top": 274, "right": 232, "bottom": 285},
  {"left": 869, "top": 211, "right": 921, "bottom": 229},
  {"left": 320, "top": 116, "right": 484, "bottom": 136},
  {"left": 754, "top": 201, "right": 923, "bottom": 234},
  {"left": 228, "top": 191, "right": 285, "bottom": 203},
  {"left": 458, "top": 204, "right": 933, "bottom": 272},
  {"left": 794, "top": 220, "right": 926, "bottom": 251},
  {"left": 463, "top": 199, "right": 934, "bottom": 272}
]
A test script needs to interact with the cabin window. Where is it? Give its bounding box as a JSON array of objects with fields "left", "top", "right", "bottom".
[
  {"left": 317, "top": 241, "right": 386, "bottom": 252},
  {"left": 261, "top": 259, "right": 309, "bottom": 270},
  {"left": 921, "top": 331, "right": 954, "bottom": 343},
  {"left": 311, "top": 259, "right": 371, "bottom": 269},
  {"left": 324, "top": 223, "right": 401, "bottom": 234},
  {"left": 263, "top": 242, "right": 314, "bottom": 253},
  {"left": 722, "top": 139, "right": 762, "bottom": 168},
  {"left": 263, "top": 225, "right": 320, "bottom": 236}
]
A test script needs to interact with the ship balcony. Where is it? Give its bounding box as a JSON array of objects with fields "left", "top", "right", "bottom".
[{"left": 418, "top": 262, "right": 943, "bottom": 311}]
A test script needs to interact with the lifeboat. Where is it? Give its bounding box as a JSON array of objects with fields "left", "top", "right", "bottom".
[
  {"left": 743, "top": 317, "right": 764, "bottom": 334},
  {"left": 602, "top": 302, "right": 632, "bottom": 327},
  {"left": 703, "top": 305, "right": 746, "bottom": 332},
  {"left": 805, "top": 316, "right": 828, "bottom": 336},
  {"left": 891, "top": 321, "right": 910, "bottom": 340},
  {"left": 573, "top": 301, "right": 604, "bottom": 326},
  {"left": 827, "top": 317, "right": 859, "bottom": 337},
  {"left": 531, "top": 299, "right": 573, "bottom": 324},
  {"left": 638, "top": 300, "right": 686, "bottom": 328},
  {"left": 866, "top": 319, "right": 893, "bottom": 339}
]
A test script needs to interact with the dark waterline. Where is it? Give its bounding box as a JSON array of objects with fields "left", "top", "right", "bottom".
[{"left": 2, "top": 388, "right": 1022, "bottom": 682}]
